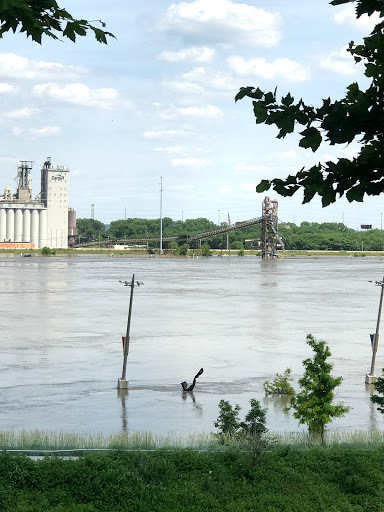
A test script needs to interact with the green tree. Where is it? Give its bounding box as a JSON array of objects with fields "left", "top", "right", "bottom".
[
  {"left": 77, "top": 218, "right": 105, "bottom": 241},
  {"left": 236, "top": 0, "right": 384, "bottom": 206},
  {"left": 231, "top": 241, "right": 244, "bottom": 250},
  {"left": 0, "top": 1, "right": 114, "bottom": 44},
  {"left": 201, "top": 243, "right": 212, "bottom": 256},
  {"left": 371, "top": 369, "right": 384, "bottom": 413},
  {"left": 214, "top": 399, "right": 269, "bottom": 463},
  {"left": 214, "top": 400, "right": 242, "bottom": 438},
  {"left": 177, "top": 243, "right": 189, "bottom": 256},
  {"left": 264, "top": 368, "right": 295, "bottom": 395},
  {"left": 286, "top": 334, "right": 350, "bottom": 440},
  {"left": 167, "top": 241, "right": 178, "bottom": 253}
]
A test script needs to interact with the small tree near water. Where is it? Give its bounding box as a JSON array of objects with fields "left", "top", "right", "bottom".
[
  {"left": 201, "top": 243, "right": 211, "bottom": 256},
  {"left": 264, "top": 368, "right": 295, "bottom": 395},
  {"left": 371, "top": 369, "right": 384, "bottom": 413},
  {"left": 285, "top": 334, "right": 350, "bottom": 440},
  {"left": 214, "top": 399, "right": 269, "bottom": 463}
]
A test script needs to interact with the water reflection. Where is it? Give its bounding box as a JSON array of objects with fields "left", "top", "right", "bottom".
[
  {"left": 181, "top": 391, "right": 203, "bottom": 414},
  {"left": 117, "top": 389, "right": 129, "bottom": 433}
]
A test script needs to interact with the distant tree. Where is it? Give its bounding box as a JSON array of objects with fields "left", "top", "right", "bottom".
[
  {"left": 231, "top": 241, "right": 244, "bottom": 251},
  {"left": 236, "top": 0, "right": 384, "bottom": 206},
  {"left": 201, "top": 243, "right": 212, "bottom": 256},
  {"left": 0, "top": 0, "right": 114, "bottom": 44},
  {"left": 167, "top": 241, "right": 178, "bottom": 253},
  {"left": 77, "top": 218, "right": 105, "bottom": 241},
  {"left": 177, "top": 243, "right": 189, "bottom": 256},
  {"left": 286, "top": 334, "right": 350, "bottom": 440}
]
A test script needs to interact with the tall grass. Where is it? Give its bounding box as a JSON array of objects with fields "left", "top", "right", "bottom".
[
  {"left": 2, "top": 429, "right": 384, "bottom": 453},
  {"left": 0, "top": 430, "right": 220, "bottom": 452},
  {"left": 275, "top": 430, "right": 384, "bottom": 448}
]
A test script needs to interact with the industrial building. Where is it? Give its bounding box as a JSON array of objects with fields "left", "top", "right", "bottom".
[{"left": 0, "top": 157, "right": 77, "bottom": 249}]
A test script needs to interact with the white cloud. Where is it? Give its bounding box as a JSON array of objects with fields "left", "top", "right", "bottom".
[
  {"left": 159, "top": 0, "right": 282, "bottom": 47},
  {"left": 281, "top": 150, "right": 297, "bottom": 160},
  {"left": 220, "top": 186, "right": 232, "bottom": 194},
  {"left": 171, "top": 157, "right": 211, "bottom": 167},
  {"left": 228, "top": 56, "right": 309, "bottom": 81},
  {"left": 12, "top": 125, "right": 62, "bottom": 138},
  {"left": 3, "top": 107, "right": 40, "bottom": 120},
  {"left": 0, "top": 53, "right": 86, "bottom": 81},
  {"left": 163, "top": 66, "right": 238, "bottom": 95},
  {"left": 0, "top": 83, "right": 16, "bottom": 94},
  {"left": 240, "top": 183, "right": 256, "bottom": 191},
  {"left": 321, "top": 47, "right": 359, "bottom": 75},
  {"left": 143, "top": 129, "right": 186, "bottom": 139},
  {"left": 158, "top": 47, "right": 215, "bottom": 63},
  {"left": 32, "top": 83, "right": 120, "bottom": 109},
  {"left": 235, "top": 163, "right": 267, "bottom": 174},
  {"left": 332, "top": 5, "right": 381, "bottom": 31},
  {"left": 155, "top": 146, "right": 185, "bottom": 153},
  {"left": 160, "top": 104, "right": 223, "bottom": 120}
]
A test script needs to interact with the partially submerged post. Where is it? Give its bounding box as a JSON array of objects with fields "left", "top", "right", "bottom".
[
  {"left": 181, "top": 368, "right": 204, "bottom": 391},
  {"left": 117, "top": 275, "right": 144, "bottom": 390},
  {"left": 366, "top": 277, "right": 384, "bottom": 384}
]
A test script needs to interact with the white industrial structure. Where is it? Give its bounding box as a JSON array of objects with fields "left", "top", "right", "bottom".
[{"left": 0, "top": 157, "right": 76, "bottom": 249}]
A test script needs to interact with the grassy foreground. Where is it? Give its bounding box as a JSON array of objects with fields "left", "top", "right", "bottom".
[{"left": 2, "top": 443, "right": 384, "bottom": 511}]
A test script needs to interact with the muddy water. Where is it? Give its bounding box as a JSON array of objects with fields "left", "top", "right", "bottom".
[{"left": 1, "top": 254, "right": 384, "bottom": 436}]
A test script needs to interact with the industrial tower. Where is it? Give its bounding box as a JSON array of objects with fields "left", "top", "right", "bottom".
[{"left": 261, "top": 196, "right": 281, "bottom": 258}]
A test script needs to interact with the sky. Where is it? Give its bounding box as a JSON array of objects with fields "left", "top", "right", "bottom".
[{"left": 0, "top": 0, "right": 382, "bottom": 229}]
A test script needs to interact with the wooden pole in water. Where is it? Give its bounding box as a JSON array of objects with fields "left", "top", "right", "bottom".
[{"left": 366, "top": 277, "right": 384, "bottom": 384}]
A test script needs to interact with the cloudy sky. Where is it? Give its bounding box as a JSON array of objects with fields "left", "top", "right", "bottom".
[{"left": 0, "top": 0, "right": 381, "bottom": 228}]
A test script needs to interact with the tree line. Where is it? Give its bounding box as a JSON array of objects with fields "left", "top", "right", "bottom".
[{"left": 76, "top": 217, "right": 384, "bottom": 251}]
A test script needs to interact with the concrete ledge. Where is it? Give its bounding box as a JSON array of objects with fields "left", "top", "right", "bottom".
[
  {"left": 117, "top": 378, "right": 128, "bottom": 389},
  {"left": 365, "top": 374, "right": 377, "bottom": 384}
]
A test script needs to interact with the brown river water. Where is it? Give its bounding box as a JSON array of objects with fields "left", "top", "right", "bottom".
[{"left": 1, "top": 254, "right": 384, "bottom": 436}]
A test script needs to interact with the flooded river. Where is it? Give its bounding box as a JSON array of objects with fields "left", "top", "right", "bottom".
[{"left": 1, "top": 254, "right": 384, "bottom": 436}]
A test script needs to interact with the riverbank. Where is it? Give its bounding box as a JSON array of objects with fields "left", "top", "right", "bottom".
[
  {"left": 1, "top": 248, "right": 384, "bottom": 257},
  {"left": 1, "top": 443, "right": 384, "bottom": 511}
]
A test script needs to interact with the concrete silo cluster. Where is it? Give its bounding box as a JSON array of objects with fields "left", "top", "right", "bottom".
[{"left": 0, "top": 157, "right": 77, "bottom": 249}]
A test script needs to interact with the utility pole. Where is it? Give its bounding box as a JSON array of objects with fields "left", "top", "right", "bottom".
[
  {"left": 91, "top": 204, "right": 94, "bottom": 220},
  {"left": 159, "top": 176, "right": 163, "bottom": 255},
  {"left": 381, "top": 213, "right": 382, "bottom": 230},
  {"left": 117, "top": 275, "right": 144, "bottom": 389},
  {"left": 182, "top": 211, "right": 184, "bottom": 222},
  {"left": 218, "top": 209, "right": 220, "bottom": 226},
  {"left": 124, "top": 207, "right": 127, "bottom": 220},
  {"left": 366, "top": 277, "right": 384, "bottom": 384}
]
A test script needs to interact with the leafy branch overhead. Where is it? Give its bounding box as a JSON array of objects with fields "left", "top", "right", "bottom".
[
  {"left": 0, "top": 0, "right": 115, "bottom": 44},
  {"left": 236, "top": 0, "right": 384, "bottom": 206}
]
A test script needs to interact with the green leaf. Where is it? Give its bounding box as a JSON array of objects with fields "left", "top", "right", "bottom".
[
  {"left": 264, "top": 91, "right": 275, "bottom": 105},
  {"left": 299, "top": 127, "right": 322, "bottom": 152},
  {"left": 281, "top": 93, "right": 294, "bottom": 107},
  {"left": 256, "top": 179, "right": 271, "bottom": 193},
  {"left": 346, "top": 186, "right": 365, "bottom": 202},
  {"left": 330, "top": 0, "right": 353, "bottom": 5},
  {"left": 235, "top": 86, "right": 263, "bottom": 102}
]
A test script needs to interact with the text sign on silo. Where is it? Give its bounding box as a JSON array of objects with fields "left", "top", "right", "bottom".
[{"left": 361, "top": 225, "right": 372, "bottom": 229}]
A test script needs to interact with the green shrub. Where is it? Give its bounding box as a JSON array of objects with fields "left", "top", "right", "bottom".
[
  {"left": 264, "top": 368, "right": 295, "bottom": 395},
  {"left": 177, "top": 243, "right": 189, "bottom": 256},
  {"left": 214, "top": 399, "right": 270, "bottom": 464},
  {"left": 201, "top": 243, "right": 211, "bottom": 256}
]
